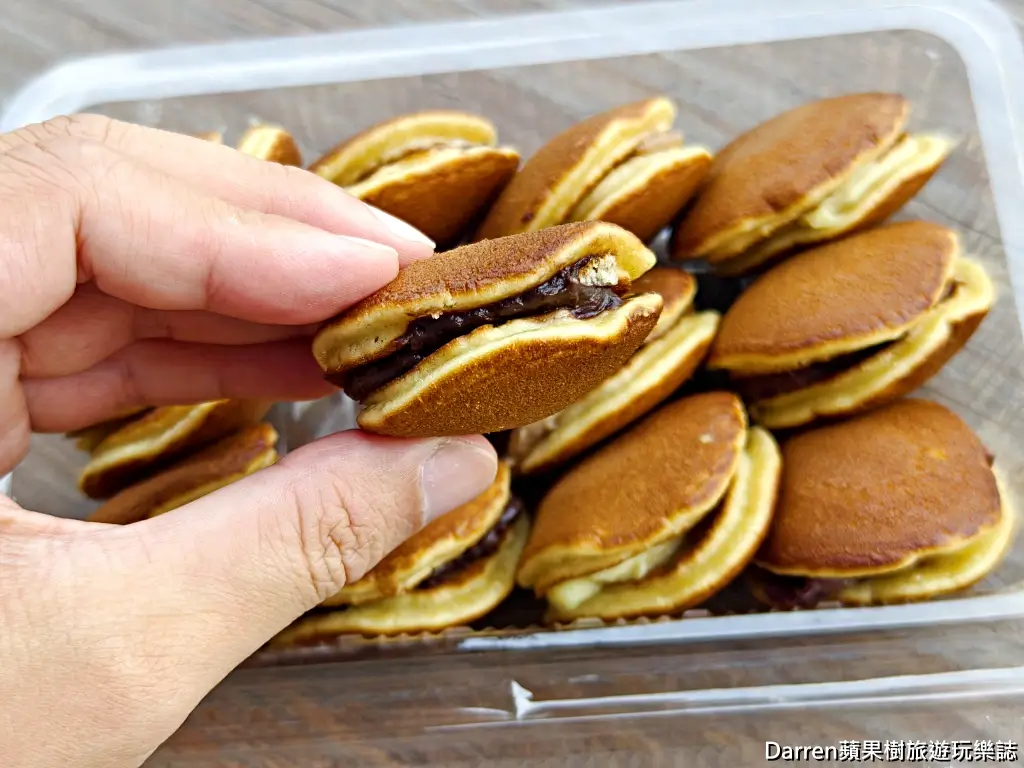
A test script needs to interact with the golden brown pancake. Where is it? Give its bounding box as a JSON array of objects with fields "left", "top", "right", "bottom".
[
  {"left": 548, "top": 427, "right": 780, "bottom": 623},
  {"left": 309, "top": 110, "right": 519, "bottom": 247},
  {"left": 272, "top": 466, "right": 529, "bottom": 640},
  {"left": 508, "top": 267, "right": 720, "bottom": 475},
  {"left": 78, "top": 399, "right": 272, "bottom": 499},
  {"left": 707, "top": 221, "right": 993, "bottom": 429},
  {"left": 671, "top": 93, "right": 955, "bottom": 275},
  {"left": 517, "top": 393, "right": 781, "bottom": 621},
  {"left": 236, "top": 124, "right": 303, "bottom": 166},
  {"left": 571, "top": 142, "right": 712, "bottom": 245},
  {"left": 751, "top": 399, "right": 1012, "bottom": 607},
  {"left": 633, "top": 267, "right": 700, "bottom": 341},
  {"left": 88, "top": 423, "right": 279, "bottom": 525},
  {"left": 272, "top": 515, "right": 529, "bottom": 642},
  {"left": 312, "top": 221, "right": 663, "bottom": 437},
  {"left": 475, "top": 97, "right": 711, "bottom": 243},
  {"left": 323, "top": 462, "right": 514, "bottom": 606},
  {"left": 66, "top": 406, "right": 153, "bottom": 453}
]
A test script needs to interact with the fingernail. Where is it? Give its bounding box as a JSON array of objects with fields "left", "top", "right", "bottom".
[
  {"left": 366, "top": 205, "right": 435, "bottom": 247},
  {"left": 335, "top": 234, "right": 400, "bottom": 257},
  {"left": 420, "top": 438, "right": 498, "bottom": 524}
]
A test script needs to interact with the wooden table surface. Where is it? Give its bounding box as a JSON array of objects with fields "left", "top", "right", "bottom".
[{"left": 5, "top": 1, "right": 1024, "bottom": 765}]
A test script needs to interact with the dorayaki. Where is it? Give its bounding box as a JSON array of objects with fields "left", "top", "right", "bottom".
[
  {"left": 476, "top": 97, "right": 711, "bottom": 244},
  {"left": 517, "top": 393, "right": 780, "bottom": 623},
  {"left": 672, "top": 93, "right": 954, "bottom": 275},
  {"left": 76, "top": 400, "right": 271, "bottom": 499},
  {"left": 88, "top": 423, "right": 279, "bottom": 524},
  {"left": 749, "top": 399, "right": 1014, "bottom": 607},
  {"left": 313, "top": 221, "right": 664, "bottom": 437},
  {"left": 310, "top": 110, "right": 520, "bottom": 247},
  {"left": 707, "top": 221, "right": 993, "bottom": 429}
]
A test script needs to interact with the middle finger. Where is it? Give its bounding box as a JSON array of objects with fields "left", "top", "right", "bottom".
[
  {"left": 18, "top": 284, "right": 319, "bottom": 378},
  {"left": 23, "top": 337, "right": 334, "bottom": 432}
]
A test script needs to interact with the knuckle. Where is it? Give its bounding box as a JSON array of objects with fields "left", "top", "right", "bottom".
[
  {"left": 0, "top": 114, "right": 117, "bottom": 157},
  {"left": 0, "top": 138, "right": 82, "bottom": 197},
  {"left": 190, "top": 198, "right": 267, "bottom": 309},
  {"left": 186, "top": 199, "right": 233, "bottom": 310},
  {"left": 89, "top": 352, "right": 143, "bottom": 413},
  {"left": 193, "top": 195, "right": 235, "bottom": 248},
  {"left": 66, "top": 137, "right": 135, "bottom": 194},
  {"left": 132, "top": 306, "right": 173, "bottom": 341},
  {"left": 36, "top": 139, "right": 162, "bottom": 279},
  {"left": 261, "top": 163, "right": 305, "bottom": 217},
  {"left": 31, "top": 113, "right": 122, "bottom": 149},
  {"left": 40, "top": 113, "right": 111, "bottom": 143},
  {"left": 0, "top": 137, "right": 124, "bottom": 243},
  {"left": 281, "top": 461, "right": 394, "bottom": 604},
  {"left": 0, "top": 145, "right": 81, "bottom": 335},
  {"left": 63, "top": 113, "right": 119, "bottom": 145}
]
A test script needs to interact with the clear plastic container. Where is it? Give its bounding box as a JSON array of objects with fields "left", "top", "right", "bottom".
[{"left": 5, "top": 0, "right": 1024, "bottom": 755}]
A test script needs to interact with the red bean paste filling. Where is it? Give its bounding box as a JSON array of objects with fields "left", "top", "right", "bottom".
[
  {"left": 333, "top": 257, "right": 627, "bottom": 401},
  {"left": 731, "top": 281, "right": 959, "bottom": 402},
  {"left": 416, "top": 497, "right": 525, "bottom": 590},
  {"left": 731, "top": 339, "right": 898, "bottom": 401},
  {"left": 751, "top": 567, "right": 850, "bottom": 610}
]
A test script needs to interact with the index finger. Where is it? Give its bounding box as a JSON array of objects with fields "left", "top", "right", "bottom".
[
  {"left": 0, "top": 136, "right": 401, "bottom": 336},
  {"left": 0, "top": 114, "right": 436, "bottom": 266}
]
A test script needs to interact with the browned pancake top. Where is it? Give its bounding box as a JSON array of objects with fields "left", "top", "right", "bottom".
[
  {"left": 674, "top": 93, "right": 908, "bottom": 255},
  {"left": 709, "top": 221, "right": 956, "bottom": 363},
  {"left": 523, "top": 392, "right": 746, "bottom": 557},
  {"left": 476, "top": 99, "right": 668, "bottom": 240},
  {"left": 361, "top": 222, "right": 609, "bottom": 306},
  {"left": 758, "top": 398, "right": 1001, "bottom": 572},
  {"left": 88, "top": 424, "right": 278, "bottom": 525},
  {"left": 360, "top": 462, "right": 511, "bottom": 582},
  {"left": 317, "top": 220, "right": 642, "bottom": 366}
]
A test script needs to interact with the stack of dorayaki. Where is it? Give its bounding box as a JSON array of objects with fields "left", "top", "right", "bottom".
[{"left": 72, "top": 94, "right": 1015, "bottom": 647}]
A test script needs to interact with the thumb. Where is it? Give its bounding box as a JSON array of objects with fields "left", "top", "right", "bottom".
[{"left": 126, "top": 430, "right": 497, "bottom": 683}]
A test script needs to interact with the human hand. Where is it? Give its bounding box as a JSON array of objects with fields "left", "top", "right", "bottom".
[{"left": 0, "top": 115, "right": 499, "bottom": 768}]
